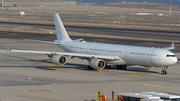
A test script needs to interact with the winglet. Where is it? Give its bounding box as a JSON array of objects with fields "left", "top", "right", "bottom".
[{"left": 2, "top": 45, "right": 10, "bottom": 51}]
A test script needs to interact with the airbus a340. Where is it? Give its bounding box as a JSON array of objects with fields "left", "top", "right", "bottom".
[{"left": 3, "top": 13, "right": 177, "bottom": 75}]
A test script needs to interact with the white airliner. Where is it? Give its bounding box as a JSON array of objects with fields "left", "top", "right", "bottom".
[{"left": 3, "top": 13, "right": 177, "bottom": 75}]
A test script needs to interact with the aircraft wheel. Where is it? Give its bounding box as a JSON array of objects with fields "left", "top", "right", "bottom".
[
  {"left": 119, "top": 65, "right": 123, "bottom": 70},
  {"left": 116, "top": 65, "right": 120, "bottom": 69},
  {"left": 161, "top": 70, "right": 164, "bottom": 75},
  {"left": 107, "top": 65, "right": 111, "bottom": 69},
  {"left": 161, "top": 67, "right": 168, "bottom": 75},
  {"left": 123, "top": 65, "right": 127, "bottom": 70},
  {"left": 105, "top": 64, "right": 111, "bottom": 69}
]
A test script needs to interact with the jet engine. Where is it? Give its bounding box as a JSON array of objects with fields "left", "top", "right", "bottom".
[
  {"left": 51, "top": 54, "right": 67, "bottom": 65},
  {"left": 89, "top": 58, "right": 106, "bottom": 69}
]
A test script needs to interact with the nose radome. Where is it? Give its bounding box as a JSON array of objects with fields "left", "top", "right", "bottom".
[{"left": 173, "top": 57, "right": 178, "bottom": 64}]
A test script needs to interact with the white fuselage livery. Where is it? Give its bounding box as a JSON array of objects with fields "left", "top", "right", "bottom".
[
  {"left": 5, "top": 13, "right": 177, "bottom": 74},
  {"left": 60, "top": 40, "right": 177, "bottom": 67}
]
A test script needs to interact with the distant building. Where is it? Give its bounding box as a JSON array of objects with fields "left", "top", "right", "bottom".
[{"left": 18, "top": 12, "right": 25, "bottom": 16}]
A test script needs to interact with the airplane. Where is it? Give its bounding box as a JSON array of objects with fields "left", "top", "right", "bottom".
[{"left": 3, "top": 13, "right": 178, "bottom": 75}]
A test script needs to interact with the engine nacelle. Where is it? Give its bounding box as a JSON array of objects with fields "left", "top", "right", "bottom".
[
  {"left": 89, "top": 58, "right": 106, "bottom": 69},
  {"left": 51, "top": 55, "right": 67, "bottom": 65}
]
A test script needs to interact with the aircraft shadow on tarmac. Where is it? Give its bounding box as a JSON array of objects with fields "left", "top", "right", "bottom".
[
  {"left": 62, "top": 63, "right": 160, "bottom": 74},
  {"left": 35, "top": 63, "right": 88, "bottom": 70},
  {"left": 4, "top": 55, "right": 160, "bottom": 74},
  {"left": 123, "top": 66, "right": 160, "bottom": 74},
  {"left": 5, "top": 55, "right": 50, "bottom": 62},
  {"left": 4, "top": 55, "right": 88, "bottom": 70}
]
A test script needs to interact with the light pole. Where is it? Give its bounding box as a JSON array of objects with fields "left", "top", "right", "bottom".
[
  {"left": 170, "top": 0, "right": 171, "bottom": 16},
  {"left": 1, "top": 0, "right": 3, "bottom": 9}
]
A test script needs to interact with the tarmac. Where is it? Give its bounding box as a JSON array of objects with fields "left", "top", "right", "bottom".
[{"left": 0, "top": 37, "right": 180, "bottom": 101}]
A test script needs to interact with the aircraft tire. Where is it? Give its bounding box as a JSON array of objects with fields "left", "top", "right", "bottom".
[
  {"left": 116, "top": 65, "right": 120, "bottom": 69},
  {"left": 120, "top": 65, "right": 123, "bottom": 70},
  {"left": 107, "top": 65, "right": 111, "bottom": 69},
  {"left": 124, "top": 65, "right": 127, "bottom": 70},
  {"left": 162, "top": 70, "right": 165, "bottom": 75}
]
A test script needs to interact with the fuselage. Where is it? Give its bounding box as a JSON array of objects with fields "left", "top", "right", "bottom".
[{"left": 60, "top": 40, "right": 177, "bottom": 67}]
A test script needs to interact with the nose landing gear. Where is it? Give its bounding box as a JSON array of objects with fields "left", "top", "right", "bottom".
[{"left": 162, "top": 66, "right": 168, "bottom": 75}]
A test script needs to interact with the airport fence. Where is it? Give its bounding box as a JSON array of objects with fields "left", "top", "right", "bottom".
[
  {"left": 35, "top": 14, "right": 180, "bottom": 26},
  {"left": 2, "top": 11, "right": 180, "bottom": 26},
  {"left": 55, "top": 15, "right": 180, "bottom": 26}
]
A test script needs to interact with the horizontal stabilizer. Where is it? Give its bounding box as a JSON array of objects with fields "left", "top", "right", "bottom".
[
  {"left": 2, "top": 45, "right": 10, "bottom": 51},
  {"left": 73, "top": 38, "right": 84, "bottom": 42},
  {"left": 24, "top": 39, "right": 61, "bottom": 45},
  {"left": 162, "top": 42, "right": 175, "bottom": 51}
]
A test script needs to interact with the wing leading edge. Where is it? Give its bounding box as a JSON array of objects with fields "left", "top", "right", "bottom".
[{"left": 2, "top": 45, "right": 120, "bottom": 60}]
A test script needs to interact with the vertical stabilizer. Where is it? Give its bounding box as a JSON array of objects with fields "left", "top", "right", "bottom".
[{"left": 53, "top": 13, "right": 72, "bottom": 41}]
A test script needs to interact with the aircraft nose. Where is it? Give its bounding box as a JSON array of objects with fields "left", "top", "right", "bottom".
[{"left": 172, "top": 57, "right": 178, "bottom": 64}]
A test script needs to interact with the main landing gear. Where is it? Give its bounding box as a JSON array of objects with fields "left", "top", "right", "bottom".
[
  {"left": 87, "top": 64, "right": 111, "bottom": 70},
  {"left": 87, "top": 65, "right": 127, "bottom": 70},
  {"left": 116, "top": 65, "right": 127, "bottom": 70},
  {"left": 105, "top": 64, "right": 111, "bottom": 69},
  {"left": 162, "top": 66, "right": 168, "bottom": 75}
]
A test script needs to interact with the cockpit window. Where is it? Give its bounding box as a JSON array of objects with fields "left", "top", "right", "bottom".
[
  {"left": 171, "top": 55, "right": 176, "bottom": 57},
  {"left": 166, "top": 55, "right": 176, "bottom": 57},
  {"left": 166, "top": 55, "right": 170, "bottom": 57}
]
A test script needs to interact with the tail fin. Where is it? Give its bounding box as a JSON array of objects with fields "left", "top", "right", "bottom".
[{"left": 53, "top": 13, "right": 72, "bottom": 41}]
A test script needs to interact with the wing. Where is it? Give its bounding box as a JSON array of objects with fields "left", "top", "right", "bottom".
[
  {"left": 2, "top": 45, "right": 120, "bottom": 60},
  {"left": 161, "top": 42, "right": 175, "bottom": 51}
]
